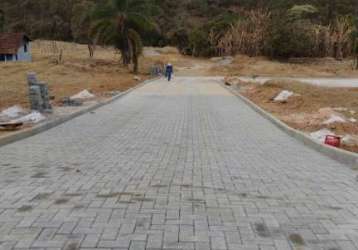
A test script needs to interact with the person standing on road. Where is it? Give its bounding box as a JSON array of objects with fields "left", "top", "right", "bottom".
[{"left": 165, "top": 63, "right": 174, "bottom": 81}]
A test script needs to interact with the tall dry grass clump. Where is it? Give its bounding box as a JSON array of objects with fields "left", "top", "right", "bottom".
[
  {"left": 216, "top": 9, "right": 356, "bottom": 61},
  {"left": 311, "top": 17, "right": 355, "bottom": 59},
  {"left": 217, "top": 10, "right": 271, "bottom": 57}
]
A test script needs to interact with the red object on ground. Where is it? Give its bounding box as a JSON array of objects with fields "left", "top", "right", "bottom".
[{"left": 324, "top": 135, "right": 341, "bottom": 148}]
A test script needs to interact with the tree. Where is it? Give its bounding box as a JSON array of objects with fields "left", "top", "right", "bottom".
[
  {"left": 171, "top": 29, "right": 190, "bottom": 54},
  {"left": 287, "top": 5, "right": 318, "bottom": 21},
  {"left": 189, "top": 29, "right": 212, "bottom": 57},
  {"left": 0, "top": 10, "right": 4, "bottom": 32},
  {"left": 218, "top": 10, "right": 271, "bottom": 57},
  {"left": 327, "top": 0, "right": 336, "bottom": 23},
  {"left": 353, "top": 34, "right": 358, "bottom": 70},
  {"left": 265, "top": 15, "right": 316, "bottom": 58},
  {"left": 71, "top": 1, "right": 96, "bottom": 58},
  {"left": 354, "top": 40, "right": 358, "bottom": 69},
  {"left": 332, "top": 16, "right": 355, "bottom": 60},
  {"left": 91, "top": 0, "right": 158, "bottom": 73},
  {"left": 186, "top": 12, "right": 238, "bottom": 57}
]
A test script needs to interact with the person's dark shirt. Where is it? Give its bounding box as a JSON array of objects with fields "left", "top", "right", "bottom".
[{"left": 166, "top": 65, "right": 173, "bottom": 74}]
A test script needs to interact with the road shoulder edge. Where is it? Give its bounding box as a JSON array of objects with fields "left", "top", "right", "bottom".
[
  {"left": 0, "top": 78, "right": 158, "bottom": 148},
  {"left": 223, "top": 83, "right": 358, "bottom": 169}
]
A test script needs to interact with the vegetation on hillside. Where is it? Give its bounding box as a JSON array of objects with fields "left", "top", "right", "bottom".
[
  {"left": 0, "top": 0, "right": 357, "bottom": 63},
  {"left": 90, "top": 0, "right": 158, "bottom": 72}
]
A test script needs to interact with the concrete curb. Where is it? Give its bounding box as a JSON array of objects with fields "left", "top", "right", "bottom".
[
  {"left": 0, "top": 78, "right": 158, "bottom": 148},
  {"left": 223, "top": 83, "right": 358, "bottom": 169}
]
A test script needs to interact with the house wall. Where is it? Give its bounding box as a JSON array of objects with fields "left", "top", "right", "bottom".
[
  {"left": 16, "top": 41, "right": 32, "bottom": 61},
  {"left": 0, "top": 54, "right": 15, "bottom": 62},
  {"left": 0, "top": 39, "right": 32, "bottom": 62}
]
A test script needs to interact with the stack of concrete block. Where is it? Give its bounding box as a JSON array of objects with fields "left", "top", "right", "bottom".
[
  {"left": 150, "top": 64, "right": 163, "bottom": 77},
  {"left": 27, "top": 72, "right": 52, "bottom": 112}
]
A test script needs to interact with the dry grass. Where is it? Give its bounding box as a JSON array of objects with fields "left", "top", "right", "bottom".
[
  {"left": 142, "top": 47, "right": 214, "bottom": 76},
  {"left": 212, "top": 55, "right": 358, "bottom": 77},
  {"left": 0, "top": 40, "right": 150, "bottom": 110},
  {"left": 244, "top": 80, "right": 358, "bottom": 115},
  {"left": 0, "top": 42, "right": 219, "bottom": 111},
  {"left": 2, "top": 41, "right": 355, "bottom": 112}
]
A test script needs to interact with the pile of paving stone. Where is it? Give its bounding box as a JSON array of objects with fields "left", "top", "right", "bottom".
[{"left": 27, "top": 72, "right": 52, "bottom": 113}]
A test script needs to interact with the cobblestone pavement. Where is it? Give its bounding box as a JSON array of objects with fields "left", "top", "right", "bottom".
[{"left": 1, "top": 77, "right": 358, "bottom": 250}]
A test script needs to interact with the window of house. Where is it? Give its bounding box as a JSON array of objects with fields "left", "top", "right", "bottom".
[
  {"left": 0, "top": 55, "right": 4, "bottom": 61},
  {"left": 24, "top": 43, "right": 28, "bottom": 53},
  {"left": 5, "top": 54, "right": 13, "bottom": 61}
]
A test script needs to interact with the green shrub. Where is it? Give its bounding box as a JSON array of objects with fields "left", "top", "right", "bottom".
[
  {"left": 186, "top": 12, "right": 238, "bottom": 57},
  {"left": 287, "top": 5, "right": 318, "bottom": 21},
  {"left": 171, "top": 29, "right": 191, "bottom": 54},
  {"left": 189, "top": 29, "right": 214, "bottom": 57},
  {"left": 0, "top": 10, "right": 4, "bottom": 32},
  {"left": 265, "top": 18, "right": 316, "bottom": 58}
]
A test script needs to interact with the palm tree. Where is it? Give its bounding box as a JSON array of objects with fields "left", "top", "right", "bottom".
[{"left": 91, "top": 0, "right": 158, "bottom": 73}]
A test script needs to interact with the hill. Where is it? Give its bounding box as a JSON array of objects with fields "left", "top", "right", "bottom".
[
  {"left": 1, "top": 1, "right": 357, "bottom": 48},
  {"left": 0, "top": 0, "right": 357, "bottom": 67}
]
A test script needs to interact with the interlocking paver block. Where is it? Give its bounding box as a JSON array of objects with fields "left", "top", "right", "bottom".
[{"left": 0, "top": 77, "right": 357, "bottom": 250}]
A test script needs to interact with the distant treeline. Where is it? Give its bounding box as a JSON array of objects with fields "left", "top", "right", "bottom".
[{"left": 0, "top": 0, "right": 357, "bottom": 59}]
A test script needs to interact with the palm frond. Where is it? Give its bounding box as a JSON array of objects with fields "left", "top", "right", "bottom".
[
  {"left": 91, "top": 0, "right": 117, "bottom": 20},
  {"left": 127, "top": 13, "right": 158, "bottom": 33},
  {"left": 101, "top": 25, "right": 118, "bottom": 44},
  {"left": 128, "top": 28, "right": 143, "bottom": 56},
  {"left": 127, "top": 0, "right": 160, "bottom": 16},
  {"left": 90, "top": 0, "right": 158, "bottom": 69},
  {"left": 113, "top": 0, "right": 128, "bottom": 12},
  {"left": 90, "top": 19, "right": 115, "bottom": 43}
]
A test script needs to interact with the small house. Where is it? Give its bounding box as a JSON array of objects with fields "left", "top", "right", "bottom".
[{"left": 0, "top": 33, "right": 32, "bottom": 62}]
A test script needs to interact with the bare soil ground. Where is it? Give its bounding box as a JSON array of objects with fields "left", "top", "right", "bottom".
[
  {"left": 2, "top": 42, "right": 354, "bottom": 111},
  {"left": 214, "top": 55, "right": 358, "bottom": 77},
  {"left": 2, "top": 41, "right": 358, "bottom": 152},
  {"left": 0, "top": 42, "right": 216, "bottom": 112},
  {"left": 226, "top": 77, "right": 358, "bottom": 153},
  {"left": 0, "top": 40, "right": 150, "bottom": 111},
  {"left": 143, "top": 50, "right": 358, "bottom": 78},
  {"left": 142, "top": 46, "right": 214, "bottom": 76}
]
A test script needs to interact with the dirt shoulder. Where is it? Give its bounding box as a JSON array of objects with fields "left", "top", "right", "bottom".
[
  {"left": 2, "top": 42, "right": 358, "bottom": 145},
  {"left": 211, "top": 55, "right": 358, "bottom": 78},
  {"left": 0, "top": 40, "right": 152, "bottom": 111},
  {"left": 0, "top": 40, "right": 154, "bottom": 137},
  {"left": 142, "top": 48, "right": 358, "bottom": 78},
  {"left": 225, "top": 77, "right": 358, "bottom": 153}
]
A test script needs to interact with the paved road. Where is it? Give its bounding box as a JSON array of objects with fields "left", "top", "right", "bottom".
[{"left": 1, "top": 77, "right": 358, "bottom": 250}]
